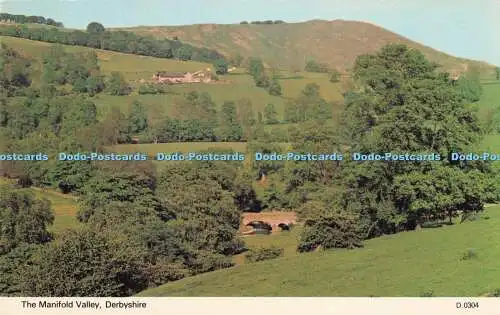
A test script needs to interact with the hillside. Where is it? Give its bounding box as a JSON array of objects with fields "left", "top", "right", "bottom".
[
  {"left": 0, "top": 36, "right": 211, "bottom": 83},
  {"left": 118, "top": 20, "right": 495, "bottom": 73},
  {"left": 137, "top": 206, "right": 500, "bottom": 297},
  {"left": 0, "top": 36, "right": 344, "bottom": 119}
]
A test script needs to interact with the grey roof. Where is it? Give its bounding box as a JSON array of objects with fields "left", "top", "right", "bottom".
[{"left": 156, "top": 71, "right": 188, "bottom": 77}]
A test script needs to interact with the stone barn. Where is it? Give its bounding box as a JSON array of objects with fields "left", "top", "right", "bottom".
[{"left": 152, "top": 70, "right": 213, "bottom": 84}]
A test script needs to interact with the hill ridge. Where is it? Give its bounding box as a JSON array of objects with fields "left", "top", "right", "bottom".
[{"left": 117, "top": 19, "right": 494, "bottom": 73}]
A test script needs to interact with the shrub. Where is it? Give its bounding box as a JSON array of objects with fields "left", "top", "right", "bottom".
[
  {"left": 419, "top": 289, "right": 434, "bottom": 297},
  {"left": 245, "top": 246, "right": 283, "bottom": 263},
  {"left": 304, "top": 60, "right": 329, "bottom": 73},
  {"left": 483, "top": 289, "right": 500, "bottom": 297},
  {"left": 189, "top": 251, "right": 234, "bottom": 274},
  {"left": 138, "top": 84, "right": 167, "bottom": 95},
  {"left": 298, "top": 211, "right": 364, "bottom": 252}
]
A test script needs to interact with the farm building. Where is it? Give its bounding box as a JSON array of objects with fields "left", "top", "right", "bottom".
[{"left": 152, "top": 70, "right": 213, "bottom": 84}]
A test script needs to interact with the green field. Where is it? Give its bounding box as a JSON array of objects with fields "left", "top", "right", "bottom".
[
  {"left": 138, "top": 206, "right": 499, "bottom": 297},
  {"left": 29, "top": 187, "right": 79, "bottom": 233},
  {"left": 93, "top": 71, "right": 343, "bottom": 119},
  {"left": 233, "top": 227, "right": 302, "bottom": 265}
]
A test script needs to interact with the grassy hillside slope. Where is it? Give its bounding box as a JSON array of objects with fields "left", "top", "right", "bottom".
[
  {"left": 118, "top": 20, "right": 495, "bottom": 73},
  {"left": 0, "top": 36, "right": 210, "bottom": 82},
  {"left": 0, "top": 36, "right": 344, "bottom": 118},
  {"left": 137, "top": 206, "right": 499, "bottom": 297}
]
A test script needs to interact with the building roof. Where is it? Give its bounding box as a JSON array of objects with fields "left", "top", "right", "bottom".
[{"left": 155, "top": 71, "right": 187, "bottom": 77}]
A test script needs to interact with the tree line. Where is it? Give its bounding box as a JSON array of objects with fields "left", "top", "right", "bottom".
[
  {"left": 0, "top": 22, "right": 226, "bottom": 63},
  {"left": 0, "top": 13, "right": 64, "bottom": 27},
  {"left": 240, "top": 20, "right": 286, "bottom": 25}
]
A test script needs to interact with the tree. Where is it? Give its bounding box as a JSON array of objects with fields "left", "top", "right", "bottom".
[
  {"left": 455, "top": 65, "right": 483, "bottom": 102},
  {"left": 106, "top": 72, "right": 131, "bottom": 96},
  {"left": 0, "top": 43, "right": 32, "bottom": 96},
  {"left": 218, "top": 101, "right": 243, "bottom": 141},
  {"left": 77, "top": 162, "right": 169, "bottom": 222},
  {"left": 264, "top": 103, "right": 279, "bottom": 124},
  {"left": 157, "top": 161, "right": 245, "bottom": 256},
  {"left": 86, "top": 75, "right": 105, "bottom": 96},
  {"left": 236, "top": 98, "right": 256, "bottom": 139},
  {"left": 247, "top": 57, "right": 264, "bottom": 78},
  {"left": 267, "top": 77, "right": 282, "bottom": 96},
  {"left": 0, "top": 186, "right": 54, "bottom": 255},
  {"left": 86, "top": 22, "right": 105, "bottom": 34},
  {"left": 298, "top": 207, "right": 364, "bottom": 252},
  {"left": 284, "top": 83, "right": 331, "bottom": 122},
  {"left": 231, "top": 53, "right": 244, "bottom": 67},
  {"left": 176, "top": 46, "right": 192, "bottom": 61},
  {"left": 329, "top": 70, "right": 341, "bottom": 82},
  {"left": 19, "top": 228, "right": 148, "bottom": 297},
  {"left": 496, "top": 67, "right": 500, "bottom": 80},
  {"left": 304, "top": 60, "right": 329, "bottom": 73},
  {"left": 336, "top": 43, "right": 489, "bottom": 237},
  {"left": 128, "top": 101, "right": 149, "bottom": 134},
  {"left": 213, "top": 59, "right": 228, "bottom": 75},
  {"left": 0, "top": 244, "right": 38, "bottom": 296},
  {"left": 59, "top": 97, "right": 98, "bottom": 136},
  {"left": 255, "top": 73, "right": 270, "bottom": 88}
]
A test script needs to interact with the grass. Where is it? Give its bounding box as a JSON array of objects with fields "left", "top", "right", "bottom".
[
  {"left": 477, "top": 82, "right": 500, "bottom": 153},
  {"left": 137, "top": 206, "right": 500, "bottom": 297},
  {"left": 476, "top": 82, "right": 500, "bottom": 118},
  {"left": 29, "top": 187, "right": 79, "bottom": 234},
  {"left": 233, "top": 227, "right": 302, "bottom": 265}
]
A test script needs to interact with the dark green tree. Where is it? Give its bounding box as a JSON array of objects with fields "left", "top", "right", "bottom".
[
  {"left": 77, "top": 162, "right": 168, "bottom": 222},
  {"left": 128, "top": 101, "right": 149, "bottom": 134},
  {"left": 264, "top": 103, "right": 279, "bottom": 124},
  {"left": 86, "top": 22, "right": 106, "bottom": 34},
  {"left": 176, "top": 46, "right": 192, "bottom": 61},
  {"left": 329, "top": 70, "right": 341, "bottom": 82},
  {"left": 106, "top": 72, "right": 131, "bottom": 96},
  {"left": 19, "top": 227, "right": 148, "bottom": 297},
  {"left": 213, "top": 59, "right": 228, "bottom": 75},
  {"left": 0, "top": 186, "right": 54, "bottom": 255},
  {"left": 267, "top": 77, "right": 282, "bottom": 96},
  {"left": 218, "top": 101, "right": 243, "bottom": 141},
  {"left": 236, "top": 98, "right": 256, "bottom": 140}
]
